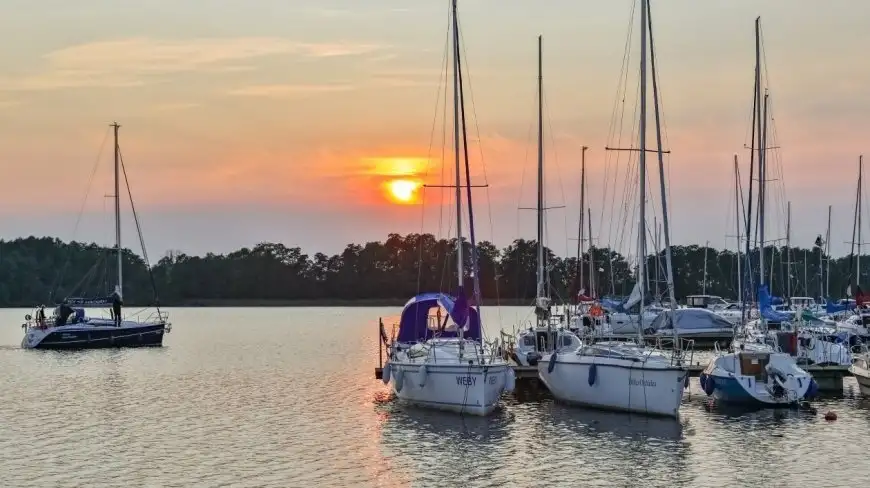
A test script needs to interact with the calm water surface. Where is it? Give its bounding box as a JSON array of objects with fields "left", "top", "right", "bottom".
[{"left": 0, "top": 306, "right": 868, "bottom": 487}]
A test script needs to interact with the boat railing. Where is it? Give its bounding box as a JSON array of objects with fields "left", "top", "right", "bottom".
[{"left": 653, "top": 335, "right": 696, "bottom": 367}]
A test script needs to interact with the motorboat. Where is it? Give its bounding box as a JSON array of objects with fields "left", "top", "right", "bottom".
[
  {"left": 649, "top": 308, "right": 734, "bottom": 348},
  {"left": 849, "top": 353, "right": 870, "bottom": 396},
  {"left": 700, "top": 350, "right": 817, "bottom": 406}
]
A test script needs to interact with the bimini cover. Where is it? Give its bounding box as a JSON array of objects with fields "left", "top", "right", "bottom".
[
  {"left": 651, "top": 308, "right": 734, "bottom": 331},
  {"left": 395, "top": 289, "right": 481, "bottom": 343},
  {"left": 758, "top": 285, "right": 793, "bottom": 322}
]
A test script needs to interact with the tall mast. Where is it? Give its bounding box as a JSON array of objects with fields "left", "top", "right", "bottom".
[
  {"left": 825, "top": 205, "right": 832, "bottom": 297},
  {"left": 647, "top": 0, "right": 677, "bottom": 316},
  {"left": 742, "top": 17, "right": 760, "bottom": 324},
  {"left": 637, "top": 0, "right": 648, "bottom": 341},
  {"left": 451, "top": 0, "right": 463, "bottom": 292},
  {"left": 112, "top": 122, "right": 122, "bottom": 294},
  {"left": 860, "top": 155, "right": 864, "bottom": 287},
  {"left": 759, "top": 91, "right": 768, "bottom": 291},
  {"left": 755, "top": 18, "right": 765, "bottom": 293},
  {"left": 588, "top": 208, "right": 595, "bottom": 297},
  {"left": 786, "top": 201, "right": 791, "bottom": 299},
  {"left": 536, "top": 34, "right": 546, "bottom": 300},
  {"left": 577, "top": 146, "right": 588, "bottom": 297},
  {"left": 734, "top": 155, "right": 742, "bottom": 303}
]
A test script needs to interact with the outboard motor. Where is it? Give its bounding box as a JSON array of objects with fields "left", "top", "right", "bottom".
[{"left": 526, "top": 352, "right": 541, "bottom": 366}]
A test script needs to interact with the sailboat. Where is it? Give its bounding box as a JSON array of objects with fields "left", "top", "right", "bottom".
[
  {"left": 509, "top": 36, "right": 583, "bottom": 367},
  {"left": 538, "top": 0, "right": 690, "bottom": 418},
  {"left": 379, "top": 0, "right": 514, "bottom": 416},
  {"left": 19, "top": 123, "right": 170, "bottom": 349},
  {"left": 702, "top": 18, "right": 820, "bottom": 406}
]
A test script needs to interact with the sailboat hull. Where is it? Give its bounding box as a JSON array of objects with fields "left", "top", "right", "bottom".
[
  {"left": 22, "top": 322, "right": 166, "bottom": 350},
  {"left": 389, "top": 362, "right": 509, "bottom": 416},
  {"left": 538, "top": 355, "right": 686, "bottom": 417}
]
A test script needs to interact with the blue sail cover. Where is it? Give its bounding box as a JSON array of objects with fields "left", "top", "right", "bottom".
[
  {"left": 758, "top": 285, "right": 793, "bottom": 322},
  {"left": 395, "top": 290, "right": 482, "bottom": 343},
  {"left": 825, "top": 299, "right": 853, "bottom": 314}
]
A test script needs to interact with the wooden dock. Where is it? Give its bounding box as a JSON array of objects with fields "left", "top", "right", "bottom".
[{"left": 374, "top": 363, "right": 852, "bottom": 391}]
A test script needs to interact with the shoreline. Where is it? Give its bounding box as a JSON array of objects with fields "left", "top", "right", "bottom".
[{"left": 1, "top": 298, "right": 535, "bottom": 308}]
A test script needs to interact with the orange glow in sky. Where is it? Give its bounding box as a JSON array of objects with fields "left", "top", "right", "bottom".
[{"left": 385, "top": 179, "right": 422, "bottom": 204}]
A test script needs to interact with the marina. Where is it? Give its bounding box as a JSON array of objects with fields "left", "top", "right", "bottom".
[{"left": 376, "top": 362, "right": 854, "bottom": 391}]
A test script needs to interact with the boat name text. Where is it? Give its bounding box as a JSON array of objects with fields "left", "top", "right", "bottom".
[{"left": 629, "top": 378, "right": 656, "bottom": 387}]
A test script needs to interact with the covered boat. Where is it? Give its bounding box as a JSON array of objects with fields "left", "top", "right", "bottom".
[
  {"left": 700, "top": 350, "right": 817, "bottom": 406},
  {"left": 381, "top": 292, "right": 513, "bottom": 416}
]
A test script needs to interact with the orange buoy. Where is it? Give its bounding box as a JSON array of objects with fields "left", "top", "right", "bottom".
[{"left": 824, "top": 411, "right": 837, "bottom": 421}]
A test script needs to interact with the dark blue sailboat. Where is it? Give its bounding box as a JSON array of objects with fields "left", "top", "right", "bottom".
[{"left": 19, "top": 123, "right": 170, "bottom": 350}]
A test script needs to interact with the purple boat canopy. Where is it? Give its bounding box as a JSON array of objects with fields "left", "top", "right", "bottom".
[{"left": 395, "top": 289, "right": 482, "bottom": 343}]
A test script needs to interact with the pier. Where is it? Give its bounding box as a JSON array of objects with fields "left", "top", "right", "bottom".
[{"left": 374, "top": 363, "right": 852, "bottom": 391}]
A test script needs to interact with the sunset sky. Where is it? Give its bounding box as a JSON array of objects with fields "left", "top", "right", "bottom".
[{"left": 0, "top": 0, "right": 868, "bottom": 260}]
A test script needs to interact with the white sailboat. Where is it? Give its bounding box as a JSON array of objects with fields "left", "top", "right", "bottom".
[
  {"left": 538, "top": 0, "right": 690, "bottom": 418},
  {"left": 703, "top": 18, "right": 821, "bottom": 406},
  {"left": 379, "top": 0, "right": 513, "bottom": 416},
  {"left": 509, "top": 36, "right": 583, "bottom": 367},
  {"left": 19, "top": 123, "right": 170, "bottom": 349}
]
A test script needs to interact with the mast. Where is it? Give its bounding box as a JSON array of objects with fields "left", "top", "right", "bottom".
[
  {"left": 703, "top": 242, "right": 709, "bottom": 295},
  {"left": 860, "top": 155, "right": 864, "bottom": 287},
  {"left": 825, "top": 205, "right": 831, "bottom": 298},
  {"left": 742, "top": 17, "right": 760, "bottom": 324},
  {"left": 647, "top": 0, "right": 677, "bottom": 319},
  {"left": 451, "top": 0, "right": 463, "bottom": 294},
  {"left": 536, "top": 34, "right": 546, "bottom": 301},
  {"left": 734, "top": 155, "right": 743, "bottom": 303},
  {"left": 654, "top": 217, "right": 660, "bottom": 300},
  {"left": 636, "top": 0, "right": 648, "bottom": 342},
  {"left": 588, "top": 208, "right": 595, "bottom": 298},
  {"left": 577, "top": 146, "right": 588, "bottom": 298},
  {"left": 112, "top": 122, "right": 122, "bottom": 294},
  {"left": 759, "top": 91, "right": 768, "bottom": 291},
  {"left": 786, "top": 201, "right": 791, "bottom": 299},
  {"left": 755, "top": 19, "right": 766, "bottom": 306}
]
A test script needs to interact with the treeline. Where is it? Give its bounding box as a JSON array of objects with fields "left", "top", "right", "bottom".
[{"left": 0, "top": 234, "right": 860, "bottom": 307}]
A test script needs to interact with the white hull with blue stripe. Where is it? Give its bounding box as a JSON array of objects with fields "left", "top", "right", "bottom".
[{"left": 699, "top": 351, "right": 817, "bottom": 406}]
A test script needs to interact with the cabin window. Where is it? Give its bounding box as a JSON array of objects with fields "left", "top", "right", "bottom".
[
  {"left": 523, "top": 336, "right": 535, "bottom": 347},
  {"left": 561, "top": 336, "right": 574, "bottom": 348}
]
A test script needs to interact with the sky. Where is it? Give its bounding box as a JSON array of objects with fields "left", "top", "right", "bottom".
[{"left": 0, "top": 0, "right": 868, "bottom": 261}]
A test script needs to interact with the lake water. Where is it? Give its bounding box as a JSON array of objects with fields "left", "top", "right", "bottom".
[{"left": 1, "top": 306, "right": 868, "bottom": 488}]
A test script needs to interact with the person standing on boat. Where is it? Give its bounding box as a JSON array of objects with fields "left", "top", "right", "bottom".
[
  {"left": 36, "top": 305, "right": 46, "bottom": 328},
  {"left": 55, "top": 301, "right": 74, "bottom": 327},
  {"left": 111, "top": 289, "right": 123, "bottom": 327}
]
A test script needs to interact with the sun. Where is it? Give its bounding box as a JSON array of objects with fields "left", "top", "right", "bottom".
[{"left": 386, "top": 179, "right": 421, "bottom": 204}]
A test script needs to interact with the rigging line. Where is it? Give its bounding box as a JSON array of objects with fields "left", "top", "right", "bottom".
[
  {"left": 118, "top": 148, "right": 161, "bottom": 309},
  {"left": 600, "top": 0, "right": 636, "bottom": 244},
  {"left": 542, "top": 87, "right": 571, "bottom": 259},
  {"left": 419, "top": 7, "right": 452, "bottom": 296},
  {"left": 456, "top": 14, "right": 505, "bottom": 319},
  {"left": 49, "top": 128, "right": 111, "bottom": 302}
]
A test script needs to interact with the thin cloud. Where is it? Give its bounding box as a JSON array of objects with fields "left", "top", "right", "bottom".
[
  {"left": 0, "top": 37, "right": 385, "bottom": 91},
  {"left": 227, "top": 84, "right": 354, "bottom": 98}
]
